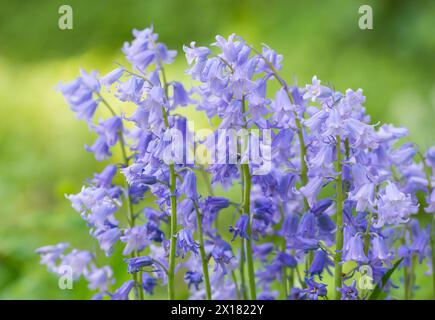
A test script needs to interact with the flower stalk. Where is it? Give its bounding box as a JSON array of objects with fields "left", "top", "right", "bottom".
[
  {"left": 242, "top": 162, "right": 256, "bottom": 299},
  {"left": 193, "top": 201, "right": 212, "bottom": 300},
  {"left": 334, "top": 135, "right": 344, "bottom": 300}
]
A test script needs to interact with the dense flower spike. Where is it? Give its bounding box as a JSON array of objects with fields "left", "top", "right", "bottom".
[{"left": 37, "top": 26, "right": 435, "bottom": 301}]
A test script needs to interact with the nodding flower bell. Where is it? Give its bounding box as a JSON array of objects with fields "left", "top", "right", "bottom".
[
  {"left": 229, "top": 214, "right": 250, "bottom": 241},
  {"left": 124, "top": 256, "right": 154, "bottom": 274},
  {"left": 343, "top": 234, "right": 368, "bottom": 263}
]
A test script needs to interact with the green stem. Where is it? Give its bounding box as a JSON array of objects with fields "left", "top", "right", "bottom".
[
  {"left": 405, "top": 226, "right": 415, "bottom": 300},
  {"left": 156, "top": 64, "right": 178, "bottom": 301},
  {"left": 282, "top": 269, "right": 289, "bottom": 298},
  {"left": 363, "top": 212, "right": 372, "bottom": 257},
  {"left": 409, "top": 253, "right": 417, "bottom": 300},
  {"left": 334, "top": 135, "right": 344, "bottom": 300},
  {"left": 401, "top": 231, "right": 410, "bottom": 300},
  {"left": 231, "top": 271, "right": 241, "bottom": 300},
  {"left": 193, "top": 201, "right": 212, "bottom": 300},
  {"left": 242, "top": 163, "right": 257, "bottom": 299},
  {"left": 239, "top": 238, "right": 248, "bottom": 300},
  {"left": 167, "top": 163, "right": 177, "bottom": 300},
  {"left": 404, "top": 266, "right": 410, "bottom": 300}
]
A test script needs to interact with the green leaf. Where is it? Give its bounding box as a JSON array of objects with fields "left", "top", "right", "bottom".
[{"left": 368, "top": 257, "right": 404, "bottom": 300}]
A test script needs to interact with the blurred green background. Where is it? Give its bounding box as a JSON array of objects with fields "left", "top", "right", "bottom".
[{"left": 0, "top": 0, "right": 434, "bottom": 299}]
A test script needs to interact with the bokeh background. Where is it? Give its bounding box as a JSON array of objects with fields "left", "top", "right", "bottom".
[{"left": 0, "top": 0, "right": 434, "bottom": 299}]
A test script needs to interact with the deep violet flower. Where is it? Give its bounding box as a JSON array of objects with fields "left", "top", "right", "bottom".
[
  {"left": 184, "top": 271, "right": 203, "bottom": 290},
  {"left": 142, "top": 273, "right": 158, "bottom": 295},
  {"left": 229, "top": 214, "right": 250, "bottom": 241},
  {"left": 124, "top": 256, "right": 154, "bottom": 274},
  {"left": 339, "top": 281, "right": 359, "bottom": 300}
]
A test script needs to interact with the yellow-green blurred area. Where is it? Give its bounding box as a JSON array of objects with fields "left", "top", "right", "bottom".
[{"left": 0, "top": 0, "right": 435, "bottom": 299}]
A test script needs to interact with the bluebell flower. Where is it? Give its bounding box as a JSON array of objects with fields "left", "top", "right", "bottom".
[
  {"left": 376, "top": 124, "right": 408, "bottom": 143},
  {"left": 279, "top": 214, "right": 299, "bottom": 238},
  {"left": 146, "top": 221, "right": 165, "bottom": 243},
  {"left": 425, "top": 146, "right": 435, "bottom": 169},
  {"left": 200, "top": 196, "right": 230, "bottom": 230},
  {"left": 299, "top": 177, "right": 323, "bottom": 207},
  {"left": 288, "top": 287, "right": 305, "bottom": 300},
  {"left": 57, "top": 77, "right": 98, "bottom": 123},
  {"left": 258, "top": 291, "right": 279, "bottom": 300},
  {"left": 86, "top": 266, "right": 113, "bottom": 293},
  {"left": 100, "top": 67, "right": 124, "bottom": 87},
  {"left": 180, "top": 171, "right": 198, "bottom": 200},
  {"left": 310, "top": 198, "right": 334, "bottom": 215},
  {"left": 348, "top": 182, "right": 375, "bottom": 212},
  {"left": 124, "top": 256, "right": 154, "bottom": 274},
  {"left": 122, "top": 27, "right": 176, "bottom": 72},
  {"left": 425, "top": 189, "right": 435, "bottom": 213},
  {"left": 207, "top": 238, "right": 234, "bottom": 274},
  {"left": 172, "top": 82, "right": 193, "bottom": 107},
  {"left": 370, "top": 235, "right": 391, "bottom": 261},
  {"left": 85, "top": 135, "right": 111, "bottom": 161},
  {"left": 272, "top": 129, "right": 294, "bottom": 166},
  {"left": 92, "top": 164, "right": 117, "bottom": 188},
  {"left": 142, "top": 273, "right": 157, "bottom": 295},
  {"left": 177, "top": 229, "right": 198, "bottom": 258},
  {"left": 296, "top": 212, "right": 317, "bottom": 239},
  {"left": 309, "top": 249, "right": 333, "bottom": 278},
  {"left": 343, "top": 234, "right": 368, "bottom": 263},
  {"left": 128, "top": 183, "right": 150, "bottom": 204},
  {"left": 99, "top": 116, "right": 123, "bottom": 146},
  {"left": 178, "top": 198, "right": 196, "bottom": 228},
  {"left": 257, "top": 252, "right": 297, "bottom": 287},
  {"left": 303, "top": 76, "right": 331, "bottom": 102},
  {"left": 35, "top": 243, "right": 69, "bottom": 272},
  {"left": 339, "top": 281, "right": 359, "bottom": 300},
  {"left": 80, "top": 69, "right": 101, "bottom": 92},
  {"left": 303, "top": 108, "right": 328, "bottom": 134},
  {"left": 276, "top": 252, "right": 297, "bottom": 268},
  {"left": 374, "top": 182, "right": 418, "bottom": 227},
  {"left": 86, "top": 117, "right": 122, "bottom": 161},
  {"left": 271, "top": 88, "right": 294, "bottom": 128},
  {"left": 303, "top": 276, "right": 328, "bottom": 300},
  {"left": 184, "top": 41, "right": 211, "bottom": 66},
  {"left": 60, "top": 249, "right": 94, "bottom": 280},
  {"left": 184, "top": 271, "right": 203, "bottom": 290},
  {"left": 345, "top": 118, "right": 378, "bottom": 150},
  {"left": 256, "top": 45, "right": 283, "bottom": 73},
  {"left": 410, "top": 223, "right": 430, "bottom": 262},
  {"left": 253, "top": 243, "right": 274, "bottom": 262},
  {"left": 120, "top": 226, "right": 149, "bottom": 255},
  {"left": 94, "top": 227, "right": 121, "bottom": 256},
  {"left": 117, "top": 76, "right": 145, "bottom": 103},
  {"left": 252, "top": 197, "right": 275, "bottom": 227},
  {"left": 121, "top": 163, "right": 157, "bottom": 186},
  {"left": 229, "top": 214, "right": 249, "bottom": 241},
  {"left": 111, "top": 280, "right": 135, "bottom": 300}
]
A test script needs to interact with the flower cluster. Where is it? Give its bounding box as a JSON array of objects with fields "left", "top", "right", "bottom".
[{"left": 37, "top": 26, "right": 435, "bottom": 300}]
